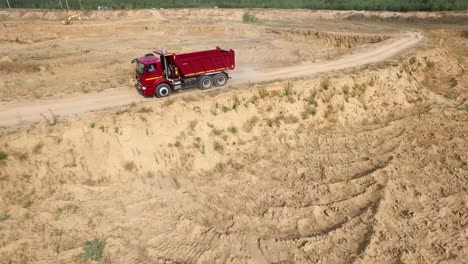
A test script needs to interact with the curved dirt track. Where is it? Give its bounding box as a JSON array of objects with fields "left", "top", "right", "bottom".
[{"left": 0, "top": 32, "right": 422, "bottom": 127}]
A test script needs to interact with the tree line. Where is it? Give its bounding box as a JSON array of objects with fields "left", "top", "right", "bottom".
[{"left": 2, "top": 0, "right": 467, "bottom": 11}]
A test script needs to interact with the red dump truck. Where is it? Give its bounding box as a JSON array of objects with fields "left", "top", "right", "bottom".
[{"left": 132, "top": 47, "right": 235, "bottom": 97}]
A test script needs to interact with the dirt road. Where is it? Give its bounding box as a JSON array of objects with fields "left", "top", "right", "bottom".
[{"left": 0, "top": 32, "right": 422, "bottom": 127}]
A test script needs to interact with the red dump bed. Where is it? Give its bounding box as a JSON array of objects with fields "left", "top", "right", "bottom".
[{"left": 174, "top": 47, "right": 235, "bottom": 78}]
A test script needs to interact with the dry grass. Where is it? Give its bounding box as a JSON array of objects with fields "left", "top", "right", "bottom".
[
  {"left": 258, "top": 87, "right": 268, "bottom": 99},
  {"left": 243, "top": 116, "right": 260, "bottom": 132},
  {"left": 213, "top": 141, "right": 224, "bottom": 154},
  {"left": 0, "top": 60, "right": 50, "bottom": 74}
]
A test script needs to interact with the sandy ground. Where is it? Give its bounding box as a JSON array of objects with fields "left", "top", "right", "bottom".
[
  {"left": 0, "top": 32, "right": 422, "bottom": 127},
  {"left": 0, "top": 8, "right": 467, "bottom": 264}
]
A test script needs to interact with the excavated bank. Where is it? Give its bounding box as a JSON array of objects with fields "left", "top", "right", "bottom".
[{"left": 0, "top": 33, "right": 467, "bottom": 263}]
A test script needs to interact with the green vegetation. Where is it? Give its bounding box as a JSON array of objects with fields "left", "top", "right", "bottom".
[
  {"left": 464, "top": 105, "right": 468, "bottom": 112},
  {"left": 243, "top": 12, "right": 261, "bottom": 24},
  {"left": 426, "top": 60, "right": 435, "bottom": 69},
  {"left": 446, "top": 90, "right": 458, "bottom": 100},
  {"left": 258, "top": 87, "right": 268, "bottom": 99},
  {"left": 321, "top": 78, "right": 331, "bottom": 91},
  {"left": 0, "top": 151, "right": 7, "bottom": 161},
  {"left": 189, "top": 120, "right": 198, "bottom": 131},
  {"left": 193, "top": 137, "right": 206, "bottom": 154},
  {"left": 228, "top": 126, "right": 238, "bottom": 134},
  {"left": 57, "top": 204, "right": 79, "bottom": 215},
  {"left": 82, "top": 239, "right": 106, "bottom": 261},
  {"left": 302, "top": 105, "right": 317, "bottom": 119},
  {"left": 1, "top": 0, "right": 466, "bottom": 11},
  {"left": 0, "top": 213, "right": 9, "bottom": 222}
]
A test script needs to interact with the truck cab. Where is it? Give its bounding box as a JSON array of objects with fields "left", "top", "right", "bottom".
[{"left": 132, "top": 55, "right": 165, "bottom": 97}]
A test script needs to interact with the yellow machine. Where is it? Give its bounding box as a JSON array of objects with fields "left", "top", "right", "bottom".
[{"left": 62, "top": 15, "right": 81, "bottom": 25}]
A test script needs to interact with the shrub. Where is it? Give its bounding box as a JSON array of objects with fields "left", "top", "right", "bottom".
[
  {"left": 464, "top": 105, "right": 468, "bottom": 112},
  {"left": 82, "top": 239, "right": 106, "bottom": 261},
  {"left": 409, "top": 57, "right": 417, "bottom": 65}
]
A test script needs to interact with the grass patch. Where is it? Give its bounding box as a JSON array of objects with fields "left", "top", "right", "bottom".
[
  {"left": 213, "top": 141, "right": 224, "bottom": 154},
  {"left": 228, "top": 126, "right": 238, "bottom": 134},
  {"left": 243, "top": 12, "right": 261, "bottom": 24},
  {"left": 302, "top": 105, "right": 317, "bottom": 119},
  {"left": 446, "top": 90, "right": 458, "bottom": 100},
  {"left": 352, "top": 83, "right": 367, "bottom": 98},
  {"left": 232, "top": 96, "right": 241, "bottom": 111},
  {"left": 426, "top": 60, "right": 435, "bottom": 69},
  {"left": 189, "top": 120, "right": 198, "bottom": 131},
  {"left": 0, "top": 151, "right": 7, "bottom": 161},
  {"left": 258, "top": 87, "right": 268, "bottom": 99},
  {"left": 0, "top": 213, "right": 9, "bottom": 222},
  {"left": 221, "top": 105, "right": 231, "bottom": 113},
  {"left": 56, "top": 204, "right": 79, "bottom": 215},
  {"left": 464, "top": 105, "right": 468, "bottom": 112},
  {"left": 305, "top": 94, "right": 318, "bottom": 106},
  {"left": 321, "top": 78, "right": 331, "bottom": 90},
  {"left": 409, "top": 56, "right": 417, "bottom": 65},
  {"left": 90, "top": 122, "right": 96, "bottom": 128},
  {"left": 193, "top": 137, "right": 206, "bottom": 154},
  {"left": 283, "top": 82, "right": 293, "bottom": 96},
  {"left": 243, "top": 116, "right": 260, "bottom": 132},
  {"left": 82, "top": 238, "right": 106, "bottom": 262}
]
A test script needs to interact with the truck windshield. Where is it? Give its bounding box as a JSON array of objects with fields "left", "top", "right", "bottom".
[{"left": 136, "top": 61, "right": 145, "bottom": 75}]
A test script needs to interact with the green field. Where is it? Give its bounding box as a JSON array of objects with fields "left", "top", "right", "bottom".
[{"left": 1, "top": 0, "right": 467, "bottom": 11}]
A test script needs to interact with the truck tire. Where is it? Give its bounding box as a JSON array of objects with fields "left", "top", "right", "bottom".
[
  {"left": 199, "top": 76, "right": 213, "bottom": 90},
  {"left": 214, "top": 73, "right": 228, "bottom": 86},
  {"left": 156, "top": 83, "right": 171, "bottom": 98}
]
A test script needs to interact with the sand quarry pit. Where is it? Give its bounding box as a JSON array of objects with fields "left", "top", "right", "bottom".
[{"left": 0, "top": 8, "right": 467, "bottom": 263}]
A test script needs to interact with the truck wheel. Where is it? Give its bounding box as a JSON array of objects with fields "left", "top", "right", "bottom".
[
  {"left": 156, "top": 83, "right": 171, "bottom": 98},
  {"left": 214, "top": 73, "right": 228, "bottom": 86},
  {"left": 199, "top": 76, "right": 213, "bottom": 90}
]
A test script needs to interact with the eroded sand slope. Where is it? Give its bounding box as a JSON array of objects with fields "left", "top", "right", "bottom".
[{"left": 0, "top": 9, "right": 467, "bottom": 264}]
